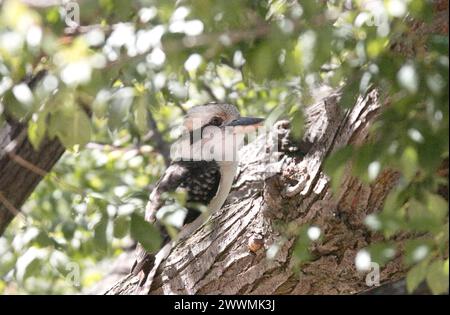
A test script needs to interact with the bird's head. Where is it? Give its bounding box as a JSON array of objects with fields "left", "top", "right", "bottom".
[
  {"left": 172, "top": 103, "right": 264, "bottom": 162},
  {"left": 183, "top": 102, "right": 264, "bottom": 134}
]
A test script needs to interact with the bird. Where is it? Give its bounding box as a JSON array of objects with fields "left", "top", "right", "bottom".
[{"left": 130, "top": 102, "right": 264, "bottom": 290}]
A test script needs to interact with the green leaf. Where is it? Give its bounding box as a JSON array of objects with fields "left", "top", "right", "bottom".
[
  {"left": 330, "top": 165, "right": 346, "bottom": 196},
  {"left": 367, "top": 242, "right": 396, "bottom": 266},
  {"left": 426, "top": 193, "right": 449, "bottom": 221},
  {"left": 400, "top": 146, "right": 418, "bottom": 180},
  {"left": 292, "top": 226, "right": 313, "bottom": 263},
  {"left": 21, "top": 257, "right": 42, "bottom": 281},
  {"left": 27, "top": 111, "right": 48, "bottom": 150},
  {"left": 426, "top": 259, "right": 449, "bottom": 295},
  {"left": 108, "top": 87, "right": 134, "bottom": 131},
  {"left": 324, "top": 146, "right": 353, "bottom": 194},
  {"left": 382, "top": 189, "right": 402, "bottom": 214},
  {"left": 290, "top": 108, "right": 305, "bottom": 140},
  {"left": 113, "top": 215, "right": 130, "bottom": 239},
  {"left": 16, "top": 249, "right": 46, "bottom": 282},
  {"left": 352, "top": 144, "right": 381, "bottom": 183},
  {"left": 324, "top": 146, "right": 353, "bottom": 175},
  {"left": 247, "top": 43, "right": 277, "bottom": 82},
  {"left": 3, "top": 88, "right": 33, "bottom": 120},
  {"left": 404, "top": 240, "right": 433, "bottom": 266},
  {"left": 133, "top": 98, "right": 148, "bottom": 135},
  {"left": 407, "top": 259, "right": 429, "bottom": 293},
  {"left": 93, "top": 215, "right": 108, "bottom": 253},
  {"left": 339, "top": 77, "right": 360, "bottom": 108},
  {"left": 418, "top": 133, "right": 445, "bottom": 172},
  {"left": 0, "top": 114, "right": 5, "bottom": 129},
  {"left": 428, "top": 35, "right": 449, "bottom": 55},
  {"left": 33, "top": 231, "right": 55, "bottom": 247},
  {"left": 130, "top": 213, "right": 162, "bottom": 252},
  {"left": 61, "top": 221, "right": 77, "bottom": 240},
  {"left": 407, "top": 199, "right": 442, "bottom": 232},
  {"left": 50, "top": 106, "right": 91, "bottom": 149}
]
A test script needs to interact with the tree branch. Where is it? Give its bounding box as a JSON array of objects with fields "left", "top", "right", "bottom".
[
  {"left": 103, "top": 87, "right": 414, "bottom": 295},
  {"left": 0, "top": 70, "right": 65, "bottom": 236}
]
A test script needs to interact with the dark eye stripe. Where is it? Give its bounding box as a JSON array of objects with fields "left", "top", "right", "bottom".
[
  {"left": 188, "top": 117, "right": 223, "bottom": 144},
  {"left": 209, "top": 117, "right": 222, "bottom": 126}
]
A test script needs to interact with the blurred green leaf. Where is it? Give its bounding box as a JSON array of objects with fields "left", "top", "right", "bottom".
[
  {"left": 290, "top": 108, "right": 304, "bottom": 140},
  {"left": 62, "top": 222, "right": 77, "bottom": 240},
  {"left": 50, "top": 105, "right": 91, "bottom": 149},
  {"left": 426, "top": 259, "right": 449, "bottom": 295},
  {"left": 108, "top": 88, "right": 134, "bottom": 131},
  {"left": 324, "top": 146, "right": 353, "bottom": 176},
  {"left": 400, "top": 146, "right": 419, "bottom": 180},
  {"left": 113, "top": 215, "right": 130, "bottom": 239},
  {"left": 406, "top": 258, "right": 429, "bottom": 293},
  {"left": 93, "top": 215, "right": 108, "bottom": 253},
  {"left": 324, "top": 146, "right": 353, "bottom": 194},
  {"left": 27, "top": 111, "right": 47, "bottom": 150},
  {"left": 428, "top": 35, "right": 449, "bottom": 55},
  {"left": 0, "top": 0, "right": 448, "bottom": 295},
  {"left": 292, "top": 225, "right": 314, "bottom": 264},
  {"left": 130, "top": 213, "right": 161, "bottom": 252},
  {"left": 404, "top": 239, "right": 433, "bottom": 266},
  {"left": 133, "top": 97, "right": 149, "bottom": 136},
  {"left": 426, "top": 193, "right": 448, "bottom": 221},
  {"left": 367, "top": 242, "right": 396, "bottom": 267},
  {"left": 339, "top": 78, "right": 360, "bottom": 108}
]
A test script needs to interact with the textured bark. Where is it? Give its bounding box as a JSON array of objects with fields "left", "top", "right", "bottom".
[
  {"left": 100, "top": 2, "right": 448, "bottom": 295},
  {"left": 105, "top": 88, "right": 409, "bottom": 295},
  {"left": 0, "top": 69, "right": 66, "bottom": 236},
  {"left": 0, "top": 121, "right": 65, "bottom": 235},
  {"left": 1, "top": 0, "right": 445, "bottom": 295}
]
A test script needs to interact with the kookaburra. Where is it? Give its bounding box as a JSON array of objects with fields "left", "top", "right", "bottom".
[{"left": 131, "top": 102, "right": 263, "bottom": 288}]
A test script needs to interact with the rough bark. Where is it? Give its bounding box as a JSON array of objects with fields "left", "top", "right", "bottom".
[
  {"left": 105, "top": 87, "right": 410, "bottom": 295},
  {"left": 1, "top": 0, "right": 445, "bottom": 295},
  {"left": 99, "top": 2, "right": 449, "bottom": 295},
  {"left": 0, "top": 68, "right": 66, "bottom": 236},
  {"left": 0, "top": 121, "right": 65, "bottom": 235}
]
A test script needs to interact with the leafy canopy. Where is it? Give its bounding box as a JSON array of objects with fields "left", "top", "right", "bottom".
[{"left": 0, "top": 0, "right": 448, "bottom": 294}]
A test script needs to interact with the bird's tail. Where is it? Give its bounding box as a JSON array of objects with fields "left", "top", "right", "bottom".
[{"left": 130, "top": 245, "right": 156, "bottom": 286}]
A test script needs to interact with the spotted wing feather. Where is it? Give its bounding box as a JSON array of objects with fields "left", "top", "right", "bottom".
[{"left": 131, "top": 161, "right": 220, "bottom": 277}]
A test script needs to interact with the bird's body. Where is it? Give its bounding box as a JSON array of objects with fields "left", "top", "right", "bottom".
[{"left": 131, "top": 103, "right": 263, "bottom": 289}]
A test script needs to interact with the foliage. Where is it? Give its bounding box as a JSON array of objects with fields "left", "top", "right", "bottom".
[{"left": 0, "top": 0, "right": 448, "bottom": 294}]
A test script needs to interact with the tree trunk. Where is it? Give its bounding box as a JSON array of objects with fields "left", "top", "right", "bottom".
[
  {"left": 0, "top": 68, "right": 66, "bottom": 236},
  {"left": 0, "top": 0, "right": 445, "bottom": 295},
  {"left": 105, "top": 87, "right": 409, "bottom": 295},
  {"left": 0, "top": 121, "right": 65, "bottom": 235}
]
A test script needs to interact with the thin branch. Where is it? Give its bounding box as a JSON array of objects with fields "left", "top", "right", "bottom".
[
  {"left": 7, "top": 152, "right": 48, "bottom": 177},
  {"left": 173, "top": 102, "right": 188, "bottom": 116},
  {"left": 143, "top": 111, "right": 171, "bottom": 166},
  {"left": 18, "top": 0, "right": 63, "bottom": 7},
  {"left": 85, "top": 142, "right": 139, "bottom": 152},
  {"left": 0, "top": 192, "right": 25, "bottom": 220}
]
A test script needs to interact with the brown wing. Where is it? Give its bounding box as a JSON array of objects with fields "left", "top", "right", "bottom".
[
  {"left": 131, "top": 163, "right": 189, "bottom": 277},
  {"left": 131, "top": 161, "right": 221, "bottom": 278}
]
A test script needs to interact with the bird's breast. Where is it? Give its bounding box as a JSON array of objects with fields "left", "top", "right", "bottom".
[{"left": 208, "top": 161, "right": 238, "bottom": 213}]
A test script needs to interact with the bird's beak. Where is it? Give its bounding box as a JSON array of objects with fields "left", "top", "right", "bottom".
[{"left": 225, "top": 117, "right": 265, "bottom": 134}]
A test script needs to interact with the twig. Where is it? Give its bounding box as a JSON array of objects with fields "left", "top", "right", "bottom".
[
  {"left": 7, "top": 152, "right": 48, "bottom": 177},
  {"left": 85, "top": 142, "right": 139, "bottom": 152},
  {"left": 0, "top": 192, "right": 26, "bottom": 220}
]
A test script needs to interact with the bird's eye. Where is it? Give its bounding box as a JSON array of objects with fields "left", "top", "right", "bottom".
[{"left": 209, "top": 117, "right": 222, "bottom": 126}]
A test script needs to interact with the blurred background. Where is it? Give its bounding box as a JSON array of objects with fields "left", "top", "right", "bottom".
[{"left": 0, "top": 0, "right": 448, "bottom": 294}]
